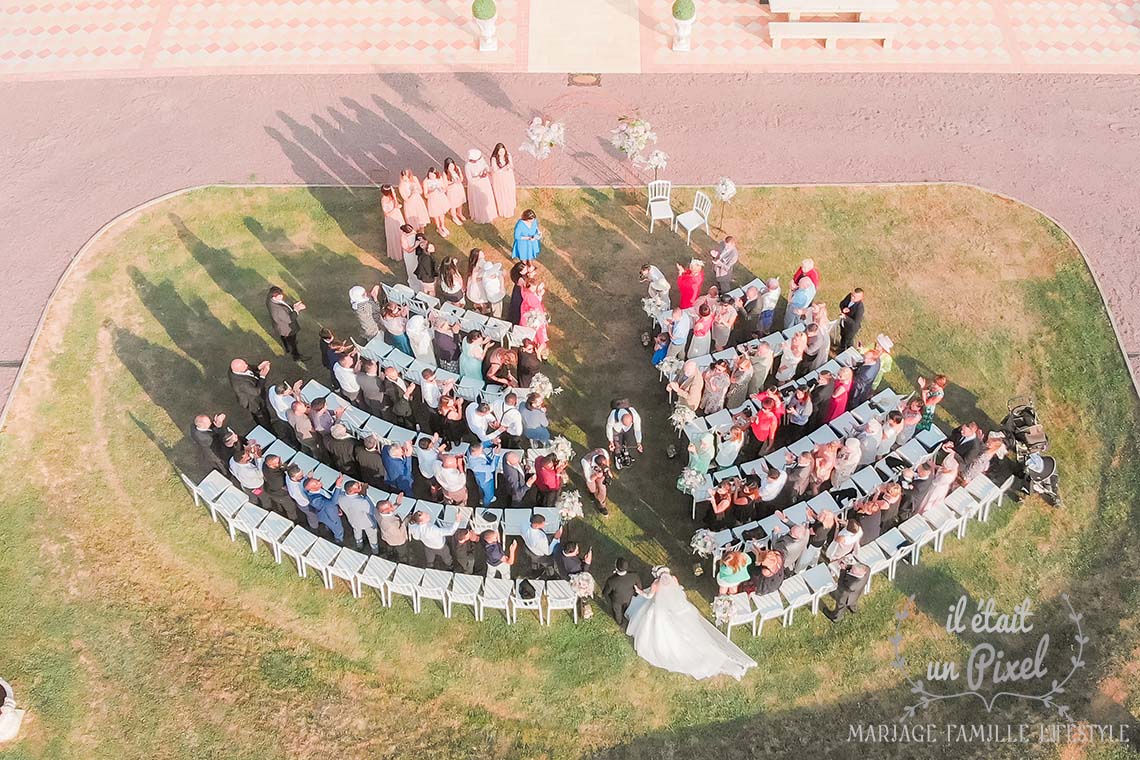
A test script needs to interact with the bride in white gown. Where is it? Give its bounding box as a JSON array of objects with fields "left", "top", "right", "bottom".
[{"left": 625, "top": 567, "right": 757, "bottom": 681}]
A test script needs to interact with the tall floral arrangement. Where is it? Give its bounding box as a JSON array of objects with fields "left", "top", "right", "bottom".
[
  {"left": 611, "top": 115, "right": 659, "bottom": 167},
  {"left": 519, "top": 117, "right": 566, "bottom": 161},
  {"left": 714, "top": 176, "right": 737, "bottom": 230}
]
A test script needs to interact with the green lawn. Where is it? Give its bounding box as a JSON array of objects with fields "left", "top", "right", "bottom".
[{"left": 1, "top": 185, "right": 1138, "bottom": 759}]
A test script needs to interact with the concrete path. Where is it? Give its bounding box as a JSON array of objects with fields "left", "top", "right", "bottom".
[{"left": 2, "top": 72, "right": 1139, "bottom": 419}]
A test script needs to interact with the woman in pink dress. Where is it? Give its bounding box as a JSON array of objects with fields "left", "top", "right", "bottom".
[
  {"left": 380, "top": 184, "right": 405, "bottom": 262},
  {"left": 443, "top": 157, "right": 467, "bottom": 226},
  {"left": 518, "top": 276, "right": 549, "bottom": 348},
  {"left": 465, "top": 148, "right": 498, "bottom": 225},
  {"left": 490, "top": 142, "right": 517, "bottom": 219},
  {"left": 423, "top": 167, "right": 451, "bottom": 238},
  {"left": 398, "top": 169, "right": 429, "bottom": 232},
  {"left": 825, "top": 366, "right": 854, "bottom": 423}
]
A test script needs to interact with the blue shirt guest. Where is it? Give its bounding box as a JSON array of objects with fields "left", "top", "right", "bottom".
[
  {"left": 511, "top": 209, "right": 541, "bottom": 261},
  {"left": 466, "top": 440, "right": 504, "bottom": 507},
  {"left": 303, "top": 474, "right": 345, "bottom": 542},
  {"left": 381, "top": 441, "right": 415, "bottom": 497}
]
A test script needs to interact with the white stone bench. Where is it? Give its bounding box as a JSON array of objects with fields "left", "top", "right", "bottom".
[
  {"left": 769, "top": 21, "right": 897, "bottom": 49},
  {"left": 768, "top": 0, "right": 897, "bottom": 22}
]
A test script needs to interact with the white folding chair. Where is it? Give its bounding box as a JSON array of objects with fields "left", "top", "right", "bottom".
[
  {"left": 674, "top": 190, "right": 712, "bottom": 244},
  {"left": 778, "top": 574, "right": 814, "bottom": 625},
  {"left": 357, "top": 555, "right": 397, "bottom": 604},
  {"left": 278, "top": 527, "right": 318, "bottom": 576},
  {"left": 944, "top": 487, "right": 981, "bottom": 538},
  {"left": 301, "top": 537, "right": 342, "bottom": 589},
  {"left": 801, "top": 563, "right": 837, "bottom": 614},
  {"left": 417, "top": 568, "right": 454, "bottom": 614},
  {"left": 446, "top": 574, "right": 484, "bottom": 619},
  {"left": 511, "top": 579, "right": 545, "bottom": 624},
  {"left": 645, "top": 180, "right": 674, "bottom": 232},
  {"left": 386, "top": 564, "right": 425, "bottom": 610},
  {"left": 721, "top": 593, "right": 759, "bottom": 638},
  {"left": 329, "top": 548, "right": 369, "bottom": 597},
  {"left": 751, "top": 591, "right": 787, "bottom": 634},
  {"left": 252, "top": 512, "right": 294, "bottom": 563},
  {"left": 476, "top": 577, "right": 514, "bottom": 622},
  {"left": 545, "top": 580, "right": 579, "bottom": 624},
  {"left": 898, "top": 516, "right": 936, "bottom": 565}
]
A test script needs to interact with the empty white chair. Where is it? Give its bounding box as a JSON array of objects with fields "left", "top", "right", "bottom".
[
  {"left": 511, "top": 579, "right": 545, "bottom": 624},
  {"left": 278, "top": 527, "right": 318, "bottom": 576},
  {"left": 180, "top": 471, "right": 205, "bottom": 509},
  {"left": 476, "top": 577, "right": 514, "bottom": 622},
  {"left": 801, "top": 563, "right": 837, "bottom": 614},
  {"left": 328, "top": 548, "right": 369, "bottom": 597},
  {"left": 674, "top": 190, "right": 712, "bottom": 244},
  {"left": 898, "top": 516, "right": 936, "bottom": 565},
  {"left": 778, "top": 574, "right": 814, "bottom": 625},
  {"left": 387, "top": 564, "right": 425, "bottom": 610},
  {"left": 751, "top": 591, "right": 787, "bottom": 634},
  {"left": 252, "top": 510, "right": 294, "bottom": 562},
  {"left": 357, "top": 555, "right": 397, "bottom": 604},
  {"left": 301, "top": 537, "right": 342, "bottom": 589},
  {"left": 721, "top": 593, "right": 759, "bottom": 638},
  {"left": 446, "top": 574, "right": 484, "bottom": 619},
  {"left": 417, "top": 568, "right": 454, "bottom": 614},
  {"left": 545, "top": 580, "right": 579, "bottom": 624},
  {"left": 965, "top": 474, "right": 1010, "bottom": 521},
  {"left": 944, "top": 486, "right": 982, "bottom": 538},
  {"left": 854, "top": 542, "right": 891, "bottom": 594},
  {"left": 645, "top": 180, "right": 674, "bottom": 233},
  {"left": 874, "top": 528, "right": 911, "bottom": 580},
  {"left": 230, "top": 504, "right": 269, "bottom": 550}
]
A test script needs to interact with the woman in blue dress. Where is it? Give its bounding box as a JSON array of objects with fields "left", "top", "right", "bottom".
[{"left": 511, "top": 209, "right": 541, "bottom": 261}]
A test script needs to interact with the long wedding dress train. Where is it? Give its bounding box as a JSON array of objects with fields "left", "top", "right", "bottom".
[{"left": 625, "top": 575, "right": 757, "bottom": 681}]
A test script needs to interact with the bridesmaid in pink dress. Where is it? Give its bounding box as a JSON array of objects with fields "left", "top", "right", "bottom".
[
  {"left": 490, "top": 142, "right": 517, "bottom": 219},
  {"left": 518, "top": 276, "right": 549, "bottom": 348},
  {"left": 465, "top": 148, "right": 498, "bottom": 225},
  {"left": 398, "top": 169, "right": 429, "bottom": 232},
  {"left": 443, "top": 157, "right": 467, "bottom": 226},
  {"left": 380, "top": 184, "right": 405, "bottom": 262},
  {"left": 423, "top": 167, "right": 451, "bottom": 238}
]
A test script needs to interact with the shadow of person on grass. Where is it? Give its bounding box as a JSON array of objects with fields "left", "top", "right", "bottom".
[{"left": 894, "top": 354, "right": 1000, "bottom": 432}]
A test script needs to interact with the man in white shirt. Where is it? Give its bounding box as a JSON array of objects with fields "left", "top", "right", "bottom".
[
  {"left": 758, "top": 277, "right": 781, "bottom": 335},
  {"left": 495, "top": 392, "right": 524, "bottom": 449},
  {"left": 417, "top": 367, "right": 450, "bottom": 412},
  {"left": 433, "top": 454, "right": 469, "bottom": 505},
  {"left": 333, "top": 354, "right": 361, "bottom": 404},
  {"left": 466, "top": 402, "right": 503, "bottom": 442},
  {"left": 639, "top": 263, "right": 672, "bottom": 310},
  {"left": 522, "top": 514, "right": 560, "bottom": 570},
  {"left": 266, "top": 381, "right": 295, "bottom": 423},
  {"left": 229, "top": 446, "right": 264, "bottom": 505},
  {"left": 665, "top": 308, "right": 692, "bottom": 359},
  {"left": 605, "top": 407, "right": 643, "bottom": 468},
  {"left": 758, "top": 463, "right": 789, "bottom": 508},
  {"left": 407, "top": 511, "right": 461, "bottom": 569}
]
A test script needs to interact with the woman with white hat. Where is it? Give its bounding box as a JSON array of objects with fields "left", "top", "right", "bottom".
[
  {"left": 349, "top": 284, "right": 384, "bottom": 341},
  {"left": 465, "top": 148, "right": 498, "bottom": 224}
]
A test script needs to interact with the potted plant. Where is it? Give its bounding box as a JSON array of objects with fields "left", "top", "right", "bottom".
[
  {"left": 672, "top": 0, "right": 696, "bottom": 52},
  {"left": 472, "top": 0, "right": 498, "bottom": 52}
]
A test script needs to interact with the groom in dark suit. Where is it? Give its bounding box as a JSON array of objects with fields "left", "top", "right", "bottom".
[{"left": 602, "top": 557, "right": 642, "bottom": 630}]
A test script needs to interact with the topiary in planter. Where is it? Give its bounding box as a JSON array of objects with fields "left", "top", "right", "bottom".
[
  {"left": 472, "top": 0, "right": 497, "bottom": 20},
  {"left": 672, "top": 0, "right": 695, "bottom": 20}
]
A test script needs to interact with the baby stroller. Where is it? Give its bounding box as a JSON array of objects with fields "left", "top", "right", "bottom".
[{"left": 1000, "top": 396, "right": 1049, "bottom": 463}]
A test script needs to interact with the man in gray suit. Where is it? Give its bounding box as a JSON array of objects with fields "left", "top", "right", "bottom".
[
  {"left": 824, "top": 562, "right": 871, "bottom": 622},
  {"left": 266, "top": 286, "right": 309, "bottom": 361}
]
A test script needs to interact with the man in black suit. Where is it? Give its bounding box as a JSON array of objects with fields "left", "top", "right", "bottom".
[
  {"left": 838, "top": 288, "right": 865, "bottom": 351},
  {"left": 824, "top": 562, "right": 871, "bottom": 622},
  {"left": 229, "top": 358, "right": 273, "bottom": 428},
  {"left": 188, "top": 412, "right": 236, "bottom": 477},
  {"left": 500, "top": 451, "right": 533, "bottom": 507},
  {"left": 602, "top": 557, "right": 642, "bottom": 629},
  {"left": 898, "top": 462, "right": 934, "bottom": 524},
  {"left": 355, "top": 359, "right": 385, "bottom": 418},
  {"left": 808, "top": 370, "right": 835, "bottom": 430},
  {"left": 949, "top": 422, "right": 981, "bottom": 462},
  {"left": 553, "top": 541, "right": 592, "bottom": 580},
  {"left": 266, "top": 286, "right": 309, "bottom": 361},
  {"left": 379, "top": 365, "right": 416, "bottom": 429},
  {"left": 355, "top": 434, "right": 387, "bottom": 488},
  {"left": 261, "top": 454, "right": 300, "bottom": 522}
]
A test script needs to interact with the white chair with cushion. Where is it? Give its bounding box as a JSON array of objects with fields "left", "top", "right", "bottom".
[
  {"left": 646, "top": 180, "right": 674, "bottom": 233},
  {"left": 674, "top": 190, "right": 712, "bottom": 244},
  {"left": 545, "top": 580, "right": 579, "bottom": 624}
]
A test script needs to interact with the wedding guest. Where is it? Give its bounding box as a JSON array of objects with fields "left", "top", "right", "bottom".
[
  {"left": 675, "top": 260, "right": 705, "bottom": 310},
  {"left": 825, "top": 366, "right": 854, "bottom": 423},
  {"left": 856, "top": 418, "right": 883, "bottom": 468},
  {"left": 338, "top": 480, "right": 379, "bottom": 553},
  {"left": 398, "top": 169, "right": 429, "bottom": 231},
  {"left": 747, "top": 342, "right": 775, "bottom": 396},
  {"left": 775, "top": 330, "right": 808, "bottom": 384},
  {"left": 553, "top": 541, "right": 592, "bottom": 581},
  {"left": 522, "top": 514, "right": 559, "bottom": 569},
  {"left": 415, "top": 435, "right": 443, "bottom": 484},
  {"left": 449, "top": 527, "right": 478, "bottom": 574},
  {"left": 465, "top": 149, "right": 498, "bottom": 224},
  {"left": 265, "top": 286, "right": 307, "bottom": 362},
  {"left": 443, "top": 157, "right": 467, "bottom": 226},
  {"left": 667, "top": 360, "right": 704, "bottom": 410},
  {"left": 348, "top": 285, "right": 383, "bottom": 341},
  {"left": 303, "top": 474, "right": 345, "bottom": 543},
  {"left": 757, "top": 463, "right": 788, "bottom": 518},
  {"left": 711, "top": 297, "right": 739, "bottom": 352},
  {"left": 916, "top": 374, "right": 948, "bottom": 432},
  {"left": 520, "top": 393, "right": 551, "bottom": 443},
  {"left": 534, "top": 455, "right": 567, "bottom": 507},
  {"left": 802, "top": 323, "right": 828, "bottom": 373},
  {"left": 832, "top": 438, "right": 862, "bottom": 487},
  {"left": 381, "top": 302, "right": 412, "bottom": 355},
  {"left": 877, "top": 482, "right": 904, "bottom": 530},
  {"left": 717, "top": 550, "right": 752, "bottom": 594},
  {"left": 325, "top": 423, "right": 359, "bottom": 477},
  {"left": 784, "top": 452, "right": 815, "bottom": 508},
  {"left": 434, "top": 454, "right": 469, "bottom": 506},
  {"left": 380, "top": 184, "right": 405, "bottom": 262},
  {"left": 518, "top": 277, "right": 550, "bottom": 348},
  {"left": 873, "top": 334, "right": 895, "bottom": 389},
  {"left": 485, "top": 346, "right": 518, "bottom": 388},
  {"left": 467, "top": 248, "right": 505, "bottom": 317},
  {"left": 229, "top": 444, "right": 264, "bottom": 506},
  {"left": 810, "top": 442, "right": 839, "bottom": 496},
  {"left": 482, "top": 531, "right": 519, "bottom": 579},
  {"left": 879, "top": 411, "right": 905, "bottom": 458},
  {"left": 382, "top": 440, "right": 415, "bottom": 496},
  {"left": 467, "top": 440, "right": 503, "bottom": 507},
  {"left": 377, "top": 495, "right": 411, "bottom": 562},
  {"left": 355, "top": 434, "right": 387, "bottom": 488},
  {"left": 406, "top": 314, "right": 436, "bottom": 368},
  {"left": 640, "top": 264, "right": 672, "bottom": 310},
  {"left": 751, "top": 549, "right": 785, "bottom": 596},
  {"left": 432, "top": 316, "right": 463, "bottom": 372},
  {"left": 898, "top": 398, "right": 925, "bottom": 446},
  {"left": 230, "top": 358, "right": 273, "bottom": 428},
  {"left": 512, "top": 209, "right": 542, "bottom": 261},
  {"left": 736, "top": 286, "right": 763, "bottom": 343},
  {"left": 436, "top": 395, "right": 467, "bottom": 445},
  {"left": 400, "top": 225, "right": 420, "bottom": 290},
  {"left": 838, "top": 288, "right": 866, "bottom": 351},
  {"left": 748, "top": 395, "right": 781, "bottom": 457},
  {"left": 506, "top": 260, "right": 535, "bottom": 324},
  {"left": 688, "top": 304, "right": 714, "bottom": 359},
  {"left": 380, "top": 365, "right": 416, "bottom": 429},
  {"left": 516, "top": 339, "right": 543, "bottom": 389},
  {"left": 458, "top": 330, "right": 491, "bottom": 381},
  {"left": 466, "top": 401, "right": 503, "bottom": 443},
  {"left": 259, "top": 454, "right": 299, "bottom": 521},
  {"left": 714, "top": 426, "right": 745, "bottom": 470},
  {"left": 502, "top": 451, "right": 534, "bottom": 507},
  {"left": 333, "top": 354, "right": 361, "bottom": 405},
  {"left": 408, "top": 511, "right": 461, "bottom": 569},
  {"left": 495, "top": 392, "right": 524, "bottom": 450},
  {"left": 413, "top": 239, "right": 440, "bottom": 298},
  {"left": 490, "top": 142, "right": 517, "bottom": 218},
  {"left": 773, "top": 523, "right": 810, "bottom": 573},
  {"left": 793, "top": 258, "right": 820, "bottom": 288},
  {"left": 758, "top": 278, "right": 780, "bottom": 334},
  {"left": 849, "top": 349, "right": 881, "bottom": 408},
  {"left": 664, "top": 307, "right": 693, "bottom": 360},
  {"left": 189, "top": 412, "right": 234, "bottom": 477},
  {"left": 423, "top": 167, "right": 451, "bottom": 237},
  {"left": 710, "top": 235, "right": 739, "bottom": 292},
  {"left": 603, "top": 558, "right": 642, "bottom": 629},
  {"left": 824, "top": 563, "right": 870, "bottom": 622},
  {"left": 700, "top": 360, "right": 731, "bottom": 415},
  {"left": 437, "top": 257, "right": 465, "bottom": 304},
  {"left": 784, "top": 274, "right": 817, "bottom": 329},
  {"left": 824, "top": 519, "right": 862, "bottom": 563}
]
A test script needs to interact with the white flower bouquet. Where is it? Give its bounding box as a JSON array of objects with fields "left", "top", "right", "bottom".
[
  {"left": 523, "top": 309, "right": 549, "bottom": 329},
  {"left": 677, "top": 466, "right": 707, "bottom": 494},
  {"left": 611, "top": 116, "right": 658, "bottom": 162},
  {"left": 669, "top": 403, "right": 697, "bottom": 432},
  {"left": 712, "top": 594, "right": 735, "bottom": 626},
  {"left": 556, "top": 490, "right": 584, "bottom": 520},
  {"left": 714, "top": 177, "right": 737, "bottom": 203},
  {"left": 519, "top": 117, "right": 566, "bottom": 161},
  {"left": 528, "top": 372, "right": 562, "bottom": 399},
  {"left": 656, "top": 355, "right": 683, "bottom": 377},
  {"left": 549, "top": 435, "right": 574, "bottom": 463},
  {"left": 690, "top": 528, "right": 718, "bottom": 558},
  {"left": 642, "top": 295, "right": 668, "bottom": 319},
  {"left": 569, "top": 571, "right": 596, "bottom": 598},
  {"left": 635, "top": 149, "right": 669, "bottom": 173}
]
